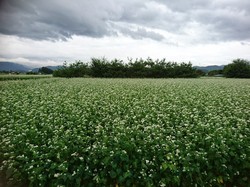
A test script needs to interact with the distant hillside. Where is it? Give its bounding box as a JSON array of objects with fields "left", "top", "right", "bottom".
[
  {"left": 194, "top": 65, "right": 224, "bottom": 73},
  {"left": 32, "top": 66, "right": 62, "bottom": 72},
  {"left": 0, "top": 62, "right": 30, "bottom": 72}
]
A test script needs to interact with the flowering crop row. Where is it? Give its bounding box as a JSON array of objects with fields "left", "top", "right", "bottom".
[
  {"left": 0, "top": 74, "right": 52, "bottom": 81},
  {"left": 0, "top": 78, "right": 250, "bottom": 186}
]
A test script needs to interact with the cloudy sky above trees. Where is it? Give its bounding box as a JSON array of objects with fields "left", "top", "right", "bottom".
[{"left": 0, "top": 0, "right": 250, "bottom": 67}]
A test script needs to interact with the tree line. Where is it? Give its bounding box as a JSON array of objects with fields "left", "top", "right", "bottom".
[
  {"left": 223, "top": 59, "right": 250, "bottom": 78},
  {"left": 53, "top": 58, "right": 200, "bottom": 78}
]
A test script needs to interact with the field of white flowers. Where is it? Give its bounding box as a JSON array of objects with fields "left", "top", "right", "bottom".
[{"left": 0, "top": 78, "right": 250, "bottom": 186}]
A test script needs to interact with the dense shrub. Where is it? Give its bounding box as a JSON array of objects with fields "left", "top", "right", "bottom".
[
  {"left": 223, "top": 59, "right": 250, "bottom": 78},
  {"left": 53, "top": 61, "right": 90, "bottom": 78},
  {"left": 207, "top": 70, "right": 223, "bottom": 76},
  {"left": 38, "top": 67, "right": 53, "bottom": 74},
  {"left": 53, "top": 58, "right": 199, "bottom": 78}
]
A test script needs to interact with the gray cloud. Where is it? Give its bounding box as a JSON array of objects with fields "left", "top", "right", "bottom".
[
  {"left": 121, "top": 27, "right": 164, "bottom": 41},
  {"left": 0, "top": 0, "right": 119, "bottom": 40},
  {"left": 192, "top": 7, "right": 250, "bottom": 41},
  {"left": 110, "top": 22, "right": 165, "bottom": 41},
  {"left": 119, "top": 1, "right": 190, "bottom": 31},
  {"left": 0, "top": 0, "right": 249, "bottom": 42}
]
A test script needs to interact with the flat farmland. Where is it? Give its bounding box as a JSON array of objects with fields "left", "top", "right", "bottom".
[
  {"left": 0, "top": 78, "right": 249, "bottom": 186},
  {"left": 0, "top": 74, "right": 52, "bottom": 81}
]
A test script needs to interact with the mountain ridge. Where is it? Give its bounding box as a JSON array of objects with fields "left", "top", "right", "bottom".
[
  {"left": 0, "top": 62, "right": 62, "bottom": 72},
  {"left": 0, "top": 62, "right": 30, "bottom": 72},
  {"left": 194, "top": 65, "right": 224, "bottom": 72}
]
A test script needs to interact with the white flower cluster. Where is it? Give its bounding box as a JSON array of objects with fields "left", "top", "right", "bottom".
[{"left": 0, "top": 78, "right": 249, "bottom": 186}]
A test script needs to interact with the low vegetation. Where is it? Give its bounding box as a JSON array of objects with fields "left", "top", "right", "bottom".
[
  {"left": 1, "top": 78, "right": 249, "bottom": 186},
  {"left": 0, "top": 74, "right": 52, "bottom": 81},
  {"left": 53, "top": 58, "right": 199, "bottom": 78}
]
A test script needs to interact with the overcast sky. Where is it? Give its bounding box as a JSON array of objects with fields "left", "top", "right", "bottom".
[{"left": 0, "top": 0, "right": 250, "bottom": 67}]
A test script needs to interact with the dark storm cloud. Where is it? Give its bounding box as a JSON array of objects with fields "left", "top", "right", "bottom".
[
  {"left": 0, "top": 0, "right": 119, "bottom": 40},
  {"left": 0, "top": 0, "right": 250, "bottom": 42}
]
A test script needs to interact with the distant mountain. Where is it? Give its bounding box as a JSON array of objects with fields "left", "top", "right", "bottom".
[
  {"left": 32, "top": 66, "right": 62, "bottom": 72},
  {"left": 194, "top": 65, "right": 225, "bottom": 73},
  {"left": 0, "top": 62, "right": 31, "bottom": 72}
]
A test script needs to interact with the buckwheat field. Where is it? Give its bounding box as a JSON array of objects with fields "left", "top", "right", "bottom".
[{"left": 1, "top": 78, "right": 249, "bottom": 186}]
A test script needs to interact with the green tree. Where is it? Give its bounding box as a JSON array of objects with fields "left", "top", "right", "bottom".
[
  {"left": 38, "top": 67, "right": 53, "bottom": 74},
  {"left": 195, "top": 69, "right": 206, "bottom": 77},
  {"left": 208, "top": 70, "right": 223, "bottom": 76},
  {"left": 53, "top": 61, "right": 90, "bottom": 77},
  {"left": 223, "top": 59, "right": 250, "bottom": 78},
  {"left": 53, "top": 58, "right": 199, "bottom": 78},
  {"left": 90, "top": 58, "right": 109, "bottom": 77}
]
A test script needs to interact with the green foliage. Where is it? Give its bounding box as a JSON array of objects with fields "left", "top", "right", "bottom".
[
  {"left": 38, "top": 67, "right": 53, "bottom": 74},
  {"left": 26, "top": 71, "right": 39, "bottom": 75},
  {"left": 53, "top": 61, "right": 90, "bottom": 78},
  {"left": 195, "top": 69, "right": 206, "bottom": 77},
  {"left": 208, "top": 70, "right": 223, "bottom": 76},
  {"left": 53, "top": 58, "right": 199, "bottom": 78},
  {"left": 223, "top": 59, "right": 250, "bottom": 78},
  {"left": 1, "top": 78, "right": 250, "bottom": 186}
]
